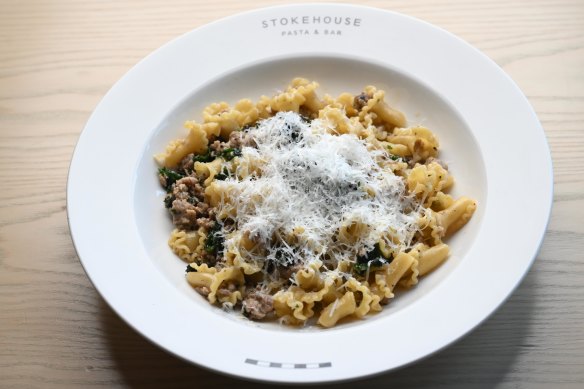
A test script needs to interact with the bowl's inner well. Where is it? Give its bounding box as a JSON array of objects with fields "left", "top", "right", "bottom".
[{"left": 134, "top": 56, "right": 487, "bottom": 331}]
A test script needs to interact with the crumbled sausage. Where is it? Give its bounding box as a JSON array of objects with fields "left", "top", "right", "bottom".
[
  {"left": 354, "top": 92, "right": 371, "bottom": 110},
  {"left": 209, "top": 140, "right": 225, "bottom": 154},
  {"left": 179, "top": 153, "right": 195, "bottom": 174},
  {"left": 172, "top": 177, "right": 204, "bottom": 201},
  {"left": 208, "top": 130, "right": 255, "bottom": 157},
  {"left": 217, "top": 281, "right": 237, "bottom": 298},
  {"left": 227, "top": 131, "right": 244, "bottom": 148},
  {"left": 197, "top": 216, "right": 216, "bottom": 230},
  {"left": 170, "top": 200, "right": 198, "bottom": 230},
  {"left": 227, "top": 130, "right": 256, "bottom": 148},
  {"left": 277, "top": 264, "right": 302, "bottom": 280},
  {"left": 242, "top": 291, "right": 274, "bottom": 320},
  {"left": 194, "top": 286, "right": 210, "bottom": 297},
  {"left": 169, "top": 177, "right": 209, "bottom": 230}
]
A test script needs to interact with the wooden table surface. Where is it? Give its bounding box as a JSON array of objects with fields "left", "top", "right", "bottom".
[{"left": 1, "top": 0, "right": 583, "bottom": 387}]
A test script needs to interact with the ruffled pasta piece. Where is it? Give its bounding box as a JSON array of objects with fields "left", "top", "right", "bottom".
[
  {"left": 203, "top": 181, "right": 222, "bottom": 208},
  {"left": 336, "top": 92, "right": 360, "bottom": 117},
  {"left": 318, "top": 106, "right": 368, "bottom": 138},
  {"left": 234, "top": 99, "right": 260, "bottom": 125},
  {"left": 168, "top": 228, "right": 207, "bottom": 262},
  {"left": 273, "top": 277, "right": 336, "bottom": 325},
  {"left": 406, "top": 162, "right": 453, "bottom": 204},
  {"left": 318, "top": 106, "right": 351, "bottom": 135},
  {"left": 204, "top": 178, "right": 244, "bottom": 217},
  {"left": 318, "top": 291, "right": 357, "bottom": 328},
  {"left": 223, "top": 231, "right": 264, "bottom": 275},
  {"left": 397, "top": 250, "right": 420, "bottom": 288},
  {"left": 273, "top": 291, "right": 316, "bottom": 324},
  {"left": 344, "top": 277, "right": 382, "bottom": 317},
  {"left": 384, "top": 142, "right": 410, "bottom": 158},
  {"left": 418, "top": 208, "right": 444, "bottom": 245},
  {"left": 319, "top": 92, "right": 360, "bottom": 118},
  {"left": 256, "top": 95, "right": 274, "bottom": 119},
  {"left": 186, "top": 263, "right": 216, "bottom": 294},
  {"left": 203, "top": 99, "right": 259, "bottom": 139},
  {"left": 295, "top": 261, "right": 324, "bottom": 291},
  {"left": 419, "top": 196, "right": 477, "bottom": 244},
  {"left": 269, "top": 78, "right": 323, "bottom": 114},
  {"left": 233, "top": 148, "right": 265, "bottom": 180},
  {"left": 189, "top": 266, "right": 244, "bottom": 305},
  {"left": 374, "top": 252, "right": 416, "bottom": 300},
  {"left": 387, "top": 126, "right": 439, "bottom": 161},
  {"left": 377, "top": 239, "right": 393, "bottom": 259},
  {"left": 337, "top": 218, "right": 372, "bottom": 245},
  {"left": 336, "top": 259, "right": 353, "bottom": 273},
  {"left": 194, "top": 158, "right": 224, "bottom": 187},
  {"left": 428, "top": 191, "right": 455, "bottom": 212},
  {"left": 357, "top": 86, "right": 406, "bottom": 129},
  {"left": 417, "top": 243, "right": 450, "bottom": 276},
  {"left": 436, "top": 196, "right": 477, "bottom": 237},
  {"left": 232, "top": 255, "right": 263, "bottom": 276},
  {"left": 154, "top": 122, "right": 215, "bottom": 167}
]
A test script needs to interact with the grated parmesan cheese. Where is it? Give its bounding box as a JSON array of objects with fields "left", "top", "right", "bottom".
[{"left": 215, "top": 112, "right": 422, "bottom": 273}]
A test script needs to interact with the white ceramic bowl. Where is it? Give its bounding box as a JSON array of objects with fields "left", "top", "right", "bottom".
[{"left": 68, "top": 4, "right": 552, "bottom": 383}]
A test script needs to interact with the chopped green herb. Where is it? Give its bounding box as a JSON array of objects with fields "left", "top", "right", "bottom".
[
  {"left": 352, "top": 262, "right": 370, "bottom": 275},
  {"left": 158, "top": 167, "right": 184, "bottom": 191},
  {"left": 221, "top": 148, "right": 242, "bottom": 161},
  {"left": 353, "top": 243, "right": 391, "bottom": 276},
  {"left": 186, "top": 264, "right": 197, "bottom": 273},
  {"left": 205, "top": 223, "right": 224, "bottom": 255},
  {"left": 193, "top": 150, "right": 215, "bottom": 163},
  {"left": 386, "top": 146, "right": 399, "bottom": 161},
  {"left": 214, "top": 167, "right": 230, "bottom": 181},
  {"left": 164, "top": 194, "right": 175, "bottom": 209}
]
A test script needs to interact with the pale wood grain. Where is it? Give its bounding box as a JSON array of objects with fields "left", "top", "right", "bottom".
[{"left": 1, "top": 0, "right": 583, "bottom": 388}]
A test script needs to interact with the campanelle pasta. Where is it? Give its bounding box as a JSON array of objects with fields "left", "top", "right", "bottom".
[{"left": 155, "top": 78, "right": 477, "bottom": 327}]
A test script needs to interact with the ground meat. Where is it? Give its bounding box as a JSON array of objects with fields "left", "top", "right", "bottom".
[
  {"left": 169, "top": 177, "right": 209, "bottom": 230},
  {"left": 194, "top": 286, "right": 210, "bottom": 297},
  {"left": 354, "top": 92, "right": 371, "bottom": 110},
  {"left": 242, "top": 291, "right": 274, "bottom": 320},
  {"left": 298, "top": 106, "right": 315, "bottom": 120},
  {"left": 179, "top": 153, "right": 195, "bottom": 174},
  {"left": 277, "top": 264, "right": 302, "bottom": 280},
  {"left": 172, "top": 176, "right": 204, "bottom": 201},
  {"left": 216, "top": 281, "right": 237, "bottom": 298},
  {"left": 227, "top": 130, "right": 256, "bottom": 148},
  {"left": 199, "top": 250, "right": 221, "bottom": 267},
  {"left": 208, "top": 130, "right": 257, "bottom": 157},
  {"left": 197, "top": 213, "right": 216, "bottom": 230},
  {"left": 208, "top": 140, "right": 225, "bottom": 154},
  {"left": 193, "top": 201, "right": 209, "bottom": 217},
  {"left": 170, "top": 200, "right": 198, "bottom": 230}
]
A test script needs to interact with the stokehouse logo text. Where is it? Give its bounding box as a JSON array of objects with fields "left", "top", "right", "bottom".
[{"left": 261, "top": 15, "right": 362, "bottom": 37}]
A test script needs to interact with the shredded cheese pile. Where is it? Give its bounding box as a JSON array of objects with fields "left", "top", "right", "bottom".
[{"left": 216, "top": 112, "right": 422, "bottom": 270}]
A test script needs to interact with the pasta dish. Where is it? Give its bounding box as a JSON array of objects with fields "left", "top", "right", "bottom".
[{"left": 155, "top": 79, "right": 476, "bottom": 327}]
